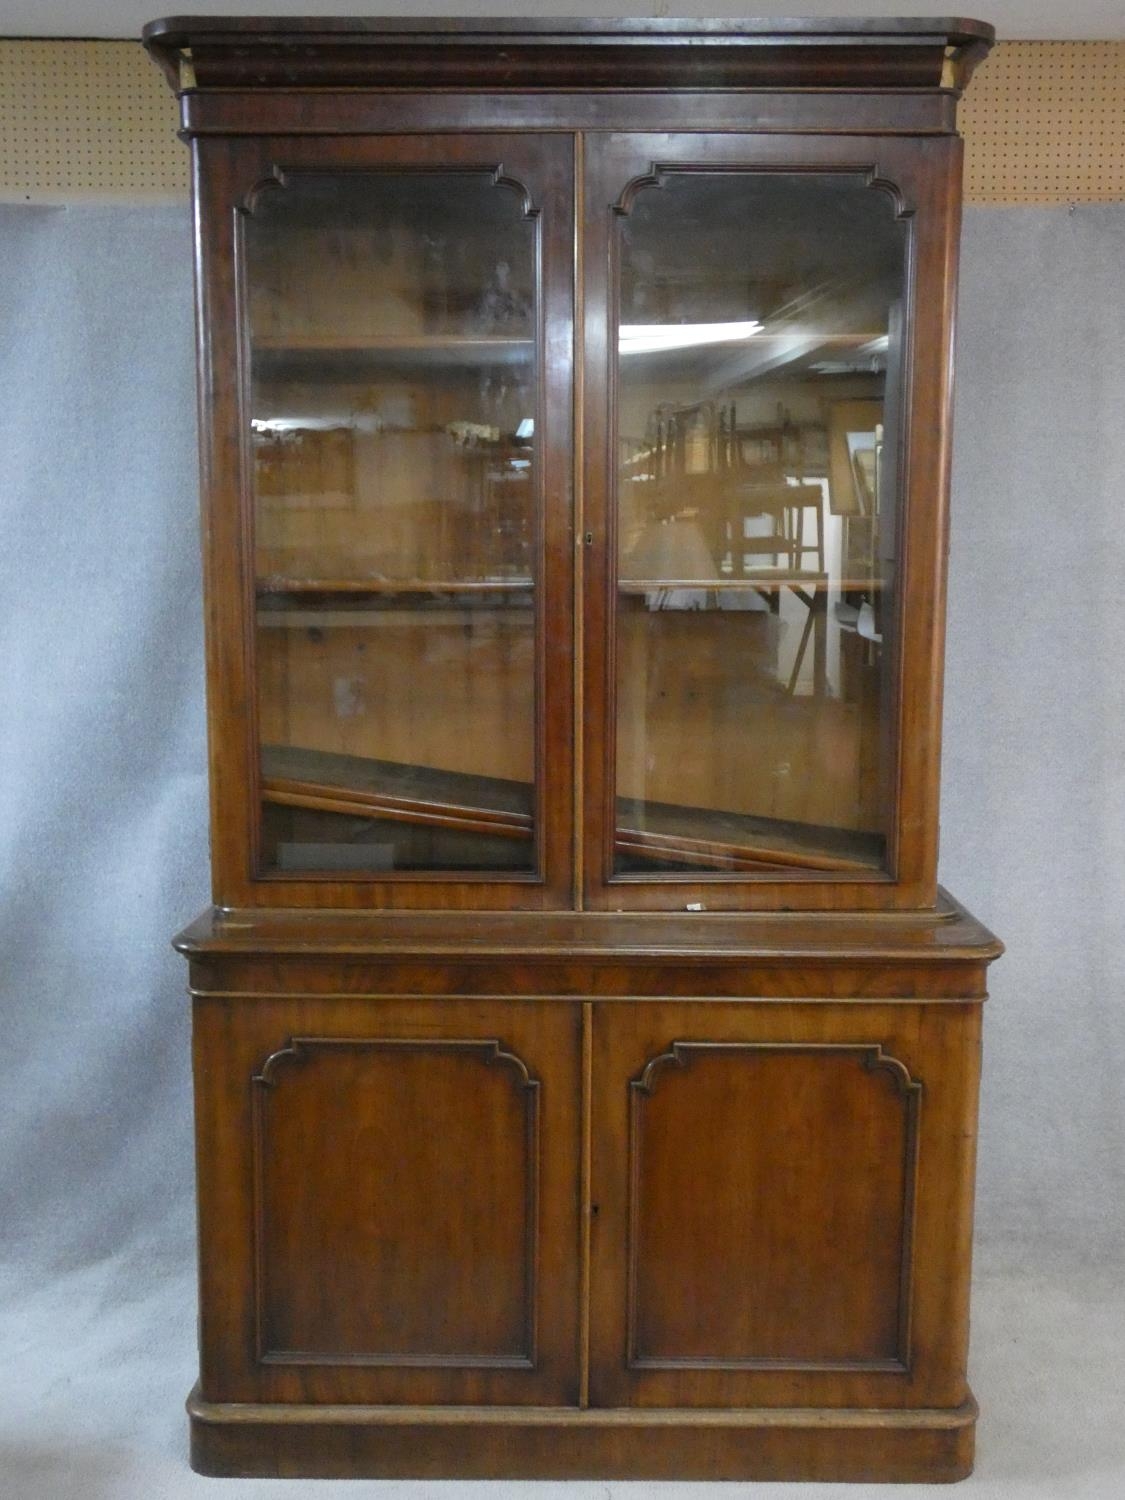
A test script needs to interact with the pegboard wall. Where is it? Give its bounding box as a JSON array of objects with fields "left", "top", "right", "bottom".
[
  {"left": 0, "top": 40, "right": 184, "bottom": 200},
  {"left": 962, "top": 42, "right": 1125, "bottom": 203},
  {"left": 0, "top": 39, "right": 1123, "bottom": 204}
]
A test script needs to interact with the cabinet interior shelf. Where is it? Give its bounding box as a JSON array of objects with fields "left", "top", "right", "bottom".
[
  {"left": 253, "top": 333, "right": 534, "bottom": 377},
  {"left": 619, "top": 572, "right": 884, "bottom": 593},
  {"left": 257, "top": 577, "right": 534, "bottom": 596},
  {"left": 264, "top": 773, "right": 534, "bottom": 843},
  {"left": 252, "top": 330, "right": 883, "bottom": 379},
  {"left": 260, "top": 746, "right": 880, "bottom": 874},
  {"left": 257, "top": 573, "right": 880, "bottom": 598}
]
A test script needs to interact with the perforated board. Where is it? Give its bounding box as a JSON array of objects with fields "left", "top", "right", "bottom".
[
  {"left": 962, "top": 42, "right": 1125, "bottom": 203},
  {"left": 0, "top": 40, "right": 184, "bottom": 201},
  {"left": 0, "top": 39, "right": 1123, "bottom": 204}
]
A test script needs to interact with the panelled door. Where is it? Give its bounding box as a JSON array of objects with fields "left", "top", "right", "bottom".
[
  {"left": 586, "top": 999, "right": 980, "bottom": 1411},
  {"left": 194, "top": 994, "right": 584, "bottom": 1407}
]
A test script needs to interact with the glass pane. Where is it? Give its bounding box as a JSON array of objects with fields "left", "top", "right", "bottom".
[
  {"left": 614, "top": 172, "right": 906, "bottom": 877},
  {"left": 245, "top": 171, "right": 537, "bottom": 874}
]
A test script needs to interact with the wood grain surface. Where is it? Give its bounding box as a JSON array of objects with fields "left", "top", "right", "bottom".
[{"left": 153, "top": 16, "right": 999, "bottom": 1482}]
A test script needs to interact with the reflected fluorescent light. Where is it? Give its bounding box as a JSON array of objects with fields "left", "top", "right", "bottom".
[
  {"left": 251, "top": 415, "right": 383, "bottom": 433},
  {"left": 515, "top": 418, "right": 535, "bottom": 439},
  {"left": 251, "top": 416, "right": 342, "bottom": 433},
  {"left": 619, "top": 320, "right": 762, "bottom": 355}
]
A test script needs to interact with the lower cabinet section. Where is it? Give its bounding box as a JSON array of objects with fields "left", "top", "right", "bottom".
[{"left": 187, "top": 959, "right": 987, "bottom": 1481}]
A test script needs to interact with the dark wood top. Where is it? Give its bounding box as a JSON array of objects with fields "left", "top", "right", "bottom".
[
  {"left": 144, "top": 17, "right": 996, "bottom": 42},
  {"left": 143, "top": 16, "right": 995, "bottom": 95},
  {"left": 175, "top": 888, "right": 1002, "bottom": 964}
]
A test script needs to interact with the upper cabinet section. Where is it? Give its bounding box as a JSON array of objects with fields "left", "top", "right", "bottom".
[{"left": 148, "top": 18, "right": 991, "bottom": 912}]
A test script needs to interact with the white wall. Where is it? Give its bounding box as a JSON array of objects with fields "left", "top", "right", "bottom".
[{"left": 1, "top": 200, "right": 1122, "bottom": 1276}]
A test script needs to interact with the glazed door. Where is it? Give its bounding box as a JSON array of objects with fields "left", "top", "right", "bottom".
[
  {"left": 586, "top": 1001, "right": 979, "bottom": 1411},
  {"left": 581, "top": 133, "right": 963, "bottom": 910},
  {"left": 193, "top": 133, "right": 574, "bottom": 909}
]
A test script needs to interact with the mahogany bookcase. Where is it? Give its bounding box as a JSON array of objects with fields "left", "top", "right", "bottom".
[{"left": 145, "top": 15, "right": 1001, "bottom": 1481}]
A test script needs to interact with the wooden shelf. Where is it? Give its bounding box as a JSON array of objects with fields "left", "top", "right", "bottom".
[
  {"left": 263, "top": 774, "right": 533, "bottom": 843},
  {"left": 256, "top": 334, "right": 533, "bottom": 348},
  {"left": 261, "top": 746, "right": 533, "bottom": 839},
  {"left": 615, "top": 826, "right": 875, "bottom": 875},
  {"left": 253, "top": 334, "right": 534, "bottom": 377},
  {"left": 258, "top": 608, "right": 533, "bottom": 629},
  {"left": 258, "top": 577, "right": 534, "bottom": 596},
  {"left": 619, "top": 572, "right": 883, "bottom": 593},
  {"left": 151, "top": 20, "right": 1000, "bottom": 1486},
  {"left": 616, "top": 795, "right": 885, "bottom": 875},
  {"left": 262, "top": 772, "right": 876, "bottom": 874},
  {"left": 259, "top": 746, "right": 881, "bottom": 875}
]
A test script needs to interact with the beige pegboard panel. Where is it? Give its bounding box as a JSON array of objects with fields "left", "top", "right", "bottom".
[
  {"left": 0, "top": 40, "right": 185, "bottom": 201},
  {"left": 0, "top": 38, "right": 1123, "bottom": 205},
  {"left": 962, "top": 42, "right": 1125, "bottom": 204}
]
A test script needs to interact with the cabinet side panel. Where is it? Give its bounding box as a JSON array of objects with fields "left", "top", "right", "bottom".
[
  {"left": 192, "top": 138, "right": 259, "bottom": 904},
  {"left": 891, "top": 134, "right": 965, "bottom": 899}
]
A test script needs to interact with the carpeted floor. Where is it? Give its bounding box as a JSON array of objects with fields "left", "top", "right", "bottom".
[{"left": 1, "top": 1237, "right": 1121, "bottom": 1498}]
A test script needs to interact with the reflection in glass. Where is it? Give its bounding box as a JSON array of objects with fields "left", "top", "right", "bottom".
[
  {"left": 244, "top": 172, "right": 537, "bottom": 873},
  {"left": 614, "top": 173, "right": 906, "bottom": 877}
]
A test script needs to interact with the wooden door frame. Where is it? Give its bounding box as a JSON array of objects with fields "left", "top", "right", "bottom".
[
  {"left": 191, "top": 130, "right": 576, "bottom": 910},
  {"left": 580, "top": 131, "right": 963, "bottom": 912}
]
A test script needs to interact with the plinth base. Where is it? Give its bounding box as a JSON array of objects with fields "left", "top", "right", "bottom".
[{"left": 188, "top": 1386, "right": 977, "bottom": 1482}]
